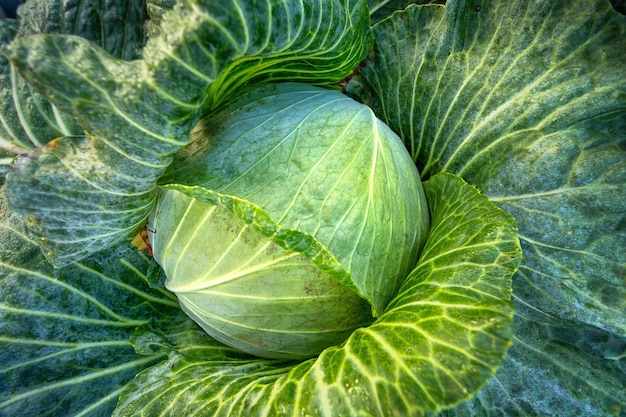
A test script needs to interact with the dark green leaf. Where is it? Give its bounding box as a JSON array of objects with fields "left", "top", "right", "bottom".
[
  {"left": 14, "top": 0, "right": 148, "bottom": 58},
  {"left": 368, "top": 0, "right": 445, "bottom": 25},
  {"left": 447, "top": 301, "right": 626, "bottom": 417},
  {"left": 0, "top": 0, "right": 148, "bottom": 185},
  {"left": 4, "top": 0, "right": 373, "bottom": 267},
  {"left": 610, "top": 0, "right": 626, "bottom": 14},
  {"left": 349, "top": 0, "right": 626, "bottom": 414},
  {"left": 0, "top": 189, "right": 179, "bottom": 416}
]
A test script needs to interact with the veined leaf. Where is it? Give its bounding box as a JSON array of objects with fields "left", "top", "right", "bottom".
[
  {"left": 114, "top": 172, "right": 520, "bottom": 416},
  {"left": 3, "top": 0, "right": 372, "bottom": 267},
  {"left": 150, "top": 186, "right": 374, "bottom": 360},
  {"left": 145, "top": 0, "right": 177, "bottom": 36},
  {"left": 0, "top": 19, "right": 22, "bottom": 183},
  {"left": 0, "top": 0, "right": 148, "bottom": 185},
  {"left": 0, "top": 189, "right": 180, "bottom": 416},
  {"left": 448, "top": 301, "right": 626, "bottom": 417},
  {"left": 348, "top": 0, "right": 626, "bottom": 414},
  {"left": 368, "top": 0, "right": 445, "bottom": 25},
  {"left": 12, "top": 0, "right": 148, "bottom": 56}
]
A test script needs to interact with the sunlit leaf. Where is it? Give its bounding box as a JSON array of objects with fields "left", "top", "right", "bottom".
[
  {"left": 4, "top": 0, "right": 372, "bottom": 267},
  {"left": 349, "top": 0, "right": 626, "bottom": 414}
]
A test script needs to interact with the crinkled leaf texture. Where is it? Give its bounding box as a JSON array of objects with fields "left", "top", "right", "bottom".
[
  {"left": 2, "top": 0, "right": 372, "bottom": 267},
  {"left": 145, "top": 0, "right": 178, "bottom": 36},
  {"left": 0, "top": 0, "right": 148, "bottom": 184},
  {"left": 368, "top": 0, "right": 445, "bottom": 24},
  {"left": 348, "top": 0, "right": 626, "bottom": 415},
  {"left": 0, "top": 168, "right": 519, "bottom": 416},
  {"left": 113, "top": 172, "right": 520, "bottom": 416},
  {"left": 0, "top": 189, "right": 181, "bottom": 416}
]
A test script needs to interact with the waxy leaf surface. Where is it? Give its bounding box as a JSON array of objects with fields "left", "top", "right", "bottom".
[
  {"left": 114, "top": 172, "right": 520, "bottom": 416},
  {"left": 349, "top": 0, "right": 626, "bottom": 414},
  {"left": 4, "top": 0, "right": 372, "bottom": 267}
]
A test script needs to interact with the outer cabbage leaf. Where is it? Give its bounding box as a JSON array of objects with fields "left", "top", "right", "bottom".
[
  {"left": 0, "top": 189, "right": 181, "bottom": 416},
  {"left": 368, "top": 0, "right": 445, "bottom": 25},
  {"left": 0, "top": 0, "right": 148, "bottom": 184},
  {"left": 113, "top": 172, "right": 520, "bottom": 416},
  {"left": 150, "top": 187, "right": 375, "bottom": 359},
  {"left": 0, "top": 19, "right": 22, "bottom": 184},
  {"left": 3, "top": 0, "right": 372, "bottom": 267},
  {"left": 12, "top": 0, "right": 148, "bottom": 54},
  {"left": 448, "top": 302, "right": 626, "bottom": 417},
  {"left": 348, "top": 0, "right": 626, "bottom": 415}
]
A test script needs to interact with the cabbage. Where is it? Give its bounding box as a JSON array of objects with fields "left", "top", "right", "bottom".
[
  {"left": 1, "top": 0, "right": 622, "bottom": 416},
  {"left": 147, "top": 83, "right": 429, "bottom": 359}
]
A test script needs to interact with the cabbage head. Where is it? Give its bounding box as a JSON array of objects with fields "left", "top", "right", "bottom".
[{"left": 147, "top": 82, "right": 430, "bottom": 359}]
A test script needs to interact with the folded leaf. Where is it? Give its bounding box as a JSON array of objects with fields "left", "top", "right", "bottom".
[
  {"left": 348, "top": 0, "right": 626, "bottom": 414},
  {"left": 151, "top": 186, "right": 374, "bottom": 359},
  {"left": 0, "top": 0, "right": 148, "bottom": 185},
  {"left": 114, "top": 172, "right": 520, "bottom": 416},
  {"left": 3, "top": 0, "right": 372, "bottom": 267}
]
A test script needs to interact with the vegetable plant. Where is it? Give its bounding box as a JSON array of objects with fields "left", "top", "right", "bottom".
[{"left": 0, "top": 0, "right": 624, "bottom": 416}]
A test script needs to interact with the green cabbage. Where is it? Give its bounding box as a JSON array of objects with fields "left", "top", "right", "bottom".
[
  {"left": 148, "top": 83, "right": 429, "bottom": 359},
  {"left": 2, "top": 0, "right": 620, "bottom": 415}
]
